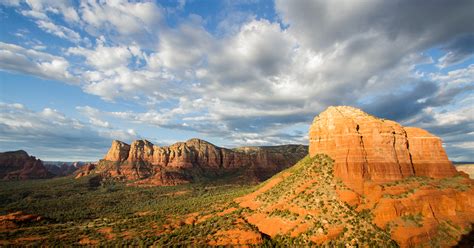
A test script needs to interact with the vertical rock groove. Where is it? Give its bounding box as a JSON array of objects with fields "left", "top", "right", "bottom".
[
  {"left": 390, "top": 128, "right": 403, "bottom": 177},
  {"left": 405, "top": 131, "right": 416, "bottom": 175},
  {"left": 355, "top": 124, "right": 369, "bottom": 179}
]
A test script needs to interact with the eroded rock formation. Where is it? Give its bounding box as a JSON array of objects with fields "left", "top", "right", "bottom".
[
  {"left": 80, "top": 138, "right": 308, "bottom": 185},
  {"left": 309, "top": 106, "right": 457, "bottom": 192},
  {"left": 235, "top": 154, "right": 474, "bottom": 247},
  {"left": 0, "top": 150, "right": 53, "bottom": 180}
]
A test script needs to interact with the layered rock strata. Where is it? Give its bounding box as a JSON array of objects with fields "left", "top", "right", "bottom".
[
  {"left": 80, "top": 138, "right": 308, "bottom": 185},
  {"left": 309, "top": 106, "right": 457, "bottom": 192}
]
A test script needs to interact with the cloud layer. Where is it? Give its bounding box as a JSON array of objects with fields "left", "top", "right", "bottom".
[{"left": 0, "top": 0, "right": 473, "bottom": 160}]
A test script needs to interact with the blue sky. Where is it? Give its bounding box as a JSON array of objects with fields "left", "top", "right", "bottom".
[{"left": 0, "top": 0, "right": 473, "bottom": 161}]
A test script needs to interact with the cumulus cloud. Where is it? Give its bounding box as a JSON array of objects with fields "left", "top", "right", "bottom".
[
  {"left": 0, "top": 103, "right": 138, "bottom": 160},
  {"left": 0, "top": 42, "right": 77, "bottom": 83},
  {"left": 1, "top": 0, "right": 473, "bottom": 160},
  {"left": 68, "top": 41, "right": 133, "bottom": 70},
  {"left": 67, "top": 40, "right": 176, "bottom": 101},
  {"left": 61, "top": 1, "right": 474, "bottom": 153}
]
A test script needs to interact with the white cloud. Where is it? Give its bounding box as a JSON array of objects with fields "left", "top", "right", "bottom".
[
  {"left": 430, "top": 64, "right": 474, "bottom": 84},
  {"left": 79, "top": 0, "right": 162, "bottom": 37},
  {"left": 68, "top": 42, "right": 132, "bottom": 70},
  {"left": 0, "top": 102, "right": 138, "bottom": 160},
  {"left": 436, "top": 34, "right": 474, "bottom": 68},
  {"left": 16, "top": 0, "right": 82, "bottom": 42},
  {"left": 35, "top": 19, "right": 81, "bottom": 43},
  {"left": 0, "top": 42, "right": 77, "bottom": 83},
  {"left": 76, "top": 106, "right": 111, "bottom": 129},
  {"left": 155, "top": 19, "right": 212, "bottom": 70},
  {"left": 23, "top": 0, "right": 80, "bottom": 23}
]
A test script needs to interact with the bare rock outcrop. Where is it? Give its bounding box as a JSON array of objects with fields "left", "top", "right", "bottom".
[
  {"left": 309, "top": 106, "right": 457, "bottom": 192},
  {"left": 104, "top": 140, "right": 130, "bottom": 162},
  {"left": 0, "top": 150, "right": 53, "bottom": 180},
  {"left": 74, "top": 163, "right": 96, "bottom": 178},
  {"left": 81, "top": 139, "right": 308, "bottom": 185},
  {"left": 455, "top": 164, "right": 474, "bottom": 179}
]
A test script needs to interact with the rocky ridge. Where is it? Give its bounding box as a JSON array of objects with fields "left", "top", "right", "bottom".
[
  {"left": 80, "top": 138, "right": 308, "bottom": 185},
  {"left": 0, "top": 150, "right": 53, "bottom": 180}
]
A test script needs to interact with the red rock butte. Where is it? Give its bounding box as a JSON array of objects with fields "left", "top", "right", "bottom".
[
  {"left": 82, "top": 138, "right": 308, "bottom": 185},
  {"left": 309, "top": 106, "right": 457, "bottom": 193}
]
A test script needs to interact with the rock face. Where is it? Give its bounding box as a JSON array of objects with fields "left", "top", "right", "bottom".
[
  {"left": 455, "top": 164, "right": 474, "bottom": 179},
  {"left": 0, "top": 150, "right": 53, "bottom": 180},
  {"left": 74, "top": 163, "right": 96, "bottom": 178},
  {"left": 104, "top": 140, "right": 130, "bottom": 162},
  {"left": 81, "top": 138, "right": 308, "bottom": 185},
  {"left": 235, "top": 154, "right": 474, "bottom": 247},
  {"left": 309, "top": 106, "right": 457, "bottom": 192}
]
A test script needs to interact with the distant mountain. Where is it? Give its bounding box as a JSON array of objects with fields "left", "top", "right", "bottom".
[
  {"left": 76, "top": 138, "right": 308, "bottom": 186},
  {"left": 0, "top": 150, "right": 53, "bottom": 180},
  {"left": 43, "top": 161, "right": 87, "bottom": 177}
]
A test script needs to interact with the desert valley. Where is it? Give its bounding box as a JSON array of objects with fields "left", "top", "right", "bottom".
[{"left": 1, "top": 106, "right": 473, "bottom": 247}]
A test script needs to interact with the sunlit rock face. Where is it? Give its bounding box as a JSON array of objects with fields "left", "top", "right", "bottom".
[
  {"left": 309, "top": 106, "right": 456, "bottom": 192},
  {"left": 82, "top": 138, "right": 308, "bottom": 186}
]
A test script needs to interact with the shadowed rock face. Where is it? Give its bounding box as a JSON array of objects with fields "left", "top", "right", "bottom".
[
  {"left": 0, "top": 150, "right": 53, "bottom": 180},
  {"left": 83, "top": 138, "right": 308, "bottom": 185},
  {"left": 309, "top": 106, "right": 457, "bottom": 192}
]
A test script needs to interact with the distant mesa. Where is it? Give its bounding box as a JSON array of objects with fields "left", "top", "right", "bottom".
[
  {"left": 309, "top": 106, "right": 457, "bottom": 193},
  {"left": 0, "top": 150, "right": 53, "bottom": 180},
  {"left": 77, "top": 138, "right": 308, "bottom": 186}
]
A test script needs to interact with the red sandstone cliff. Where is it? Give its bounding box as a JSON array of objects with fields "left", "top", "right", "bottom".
[
  {"left": 80, "top": 138, "right": 308, "bottom": 185},
  {"left": 233, "top": 106, "right": 472, "bottom": 247},
  {"left": 0, "top": 150, "right": 53, "bottom": 180},
  {"left": 309, "top": 106, "right": 457, "bottom": 192}
]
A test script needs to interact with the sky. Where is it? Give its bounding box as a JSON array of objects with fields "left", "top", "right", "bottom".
[{"left": 0, "top": 0, "right": 473, "bottom": 161}]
